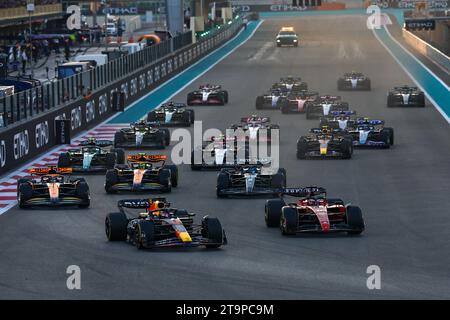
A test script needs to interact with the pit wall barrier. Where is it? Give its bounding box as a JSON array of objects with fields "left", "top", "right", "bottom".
[
  {"left": 0, "top": 17, "right": 245, "bottom": 175},
  {"left": 402, "top": 27, "right": 450, "bottom": 72}
]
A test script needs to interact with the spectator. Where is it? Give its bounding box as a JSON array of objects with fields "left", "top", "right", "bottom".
[
  {"left": 64, "top": 39, "right": 70, "bottom": 61},
  {"left": 21, "top": 48, "right": 28, "bottom": 74}
]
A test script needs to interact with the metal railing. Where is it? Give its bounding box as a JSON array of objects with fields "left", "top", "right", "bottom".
[
  {"left": 0, "top": 31, "right": 192, "bottom": 128},
  {"left": 0, "top": 3, "right": 62, "bottom": 20}
]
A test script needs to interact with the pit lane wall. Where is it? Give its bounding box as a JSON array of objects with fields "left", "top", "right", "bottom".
[
  {"left": 0, "top": 17, "right": 245, "bottom": 175},
  {"left": 402, "top": 26, "right": 450, "bottom": 72}
]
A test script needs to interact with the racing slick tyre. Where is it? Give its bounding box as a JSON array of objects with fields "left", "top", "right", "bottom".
[
  {"left": 158, "top": 169, "right": 172, "bottom": 193},
  {"left": 296, "top": 138, "right": 307, "bottom": 159},
  {"left": 17, "top": 178, "right": 30, "bottom": 196},
  {"left": 202, "top": 217, "right": 224, "bottom": 249},
  {"left": 57, "top": 152, "right": 71, "bottom": 168},
  {"left": 341, "top": 139, "right": 353, "bottom": 159},
  {"left": 216, "top": 172, "right": 230, "bottom": 198},
  {"left": 265, "top": 198, "right": 286, "bottom": 227},
  {"left": 182, "top": 111, "right": 192, "bottom": 127},
  {"left": 190, "top": 150, "right": 202, "bottom": 170},
  {"left": 222, "top": 90, "right": 229, "bottom": 104},
  {"left": 217, "top": 95, "right": 225, "bottom": 106},
  {"left": 114, "top": 131, "right": 125, "bottom": 148},
  {"left": 163, "top": 164, "right": 178, "bottom": 188},
  {"left": 76, "top": 182, "right": 90, "bottom": 208},
  {"left": 105, "top": 170, "right": 119, "bottom": 194},
  {"left": 105, "top": 152, "right": 117, "bottom": 170},
  {"left": 255, "top": 96, "right": 264, "bottom": 109},
  {"left": 270, "top": 172, "right": 285, "bottom": 189},
  {"left": 337, "top": 79, "right": 345, "bottom": 91},
  {"left": 187, "top": 109, "right": 195, "bottom": 124},
  {"left": 18, "top": 182, "right": 33, "bottom": 208},
  {"left": 147, "top": 111, "right": 157, "bottom": 122},
  {"left": 187, "top": 93, "right": 194, "bottom": 106},
  {"left": 161, "top": 129, "right": 171, "bottom": 147},
  {"left": 387, "top": 94, "right": 394, "bottom": 108},
  {"left": 346, "top": 205, "right": 365, "bottom": 235},
  {"left": 281, "top": 207, "right": 298, "bottom": 236},
  {"left": 105, "top": 212, "right": 128, "bottom": 241},
  {"left": 281, "top": 102, "right": 290, "bottom": 114},
  {"left": 419, "top": 93, "right": 425, "bottom": 107},
  {"left": 380, "top": 128, "right": 394, "bottom": 147},
  {"left": 305, "top": 104, "right": 315, "bottom": 119},
  {"left": 134, "top": 220, "right": 155, "bottom": 249},
  {"left": 277, "top": 168, "right": 287, "bottom": 186},
  {"left": 111, "top": 148, "right": 125, "bottom": 164},
  {"left": 364, "top": 79, "right": 371, "bottom": 90}
]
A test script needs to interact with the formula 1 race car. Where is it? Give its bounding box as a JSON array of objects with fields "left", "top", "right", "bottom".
[
  {"left": 387, "top": 85, "right": 425, "bottom": 107},
  {"left": 272, "top": 76, "right": 308, "bottom": 92},
  {"left": 265, "top": 187, "right": 365, "bottom": 235},
  {"left": 319, "top": 110, "right": 358, "bottom": 130},
  {"left": 255, "top": 89, "right": 287, "bottom": 109},
  {"left": 337, "top": 72, "right": 371, "bottom": 90},
  {"left": 114, "top": 120, "right": 171, "bottom": 149},
  {"left": 57, "top": 137, "right": 125, "bottom": 173},
  {"left": 191, "top": 135, "right": 249, "bottom": 170},
  {"left": 187, "top": 84, "right": 229, "bottom": 106},
  {"left": 296, "top": 127, "right": 353, "bottom": 159},
  {"left": 105, "top": 198, "right": 227, "bottom": 249},
  {"left": 276, "top": 27, "right": 299, "bottom": 47},
  {"left": 280, "top": 90, "right": 319, "bottom": 113},
  {"left": 346, "top": 118, "right": 394, "bottom": 148},
  {"left": 105, "top": 154, "right": 178, "bottom": 193},
  {"left": 306, "top": 95, "right": 349, "bottom": 119},
  {"left": 147, "top": 101, "right": 195, "bottom": 127},
  {"left": 228, "top": 116, "right": 280, "bottom": 145},
  {"left": 216, "top": 165, "right": 286, "bottom": 198},
  {"left": 17, "top": 167, "right": 90, "bottom": 208}
]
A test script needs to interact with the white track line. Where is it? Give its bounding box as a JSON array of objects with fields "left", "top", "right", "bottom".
[{"left": 372, "top": 26, "right": 450, "bottom": 124}]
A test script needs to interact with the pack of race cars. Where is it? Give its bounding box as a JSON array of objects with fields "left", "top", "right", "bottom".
[{"left": 15, "top": 57, "right": 426, "bottom": 248}]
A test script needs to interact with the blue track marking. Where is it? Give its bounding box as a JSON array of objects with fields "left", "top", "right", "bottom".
[{"left": 109, "top": 21, "right": 261, "bottom": 124}]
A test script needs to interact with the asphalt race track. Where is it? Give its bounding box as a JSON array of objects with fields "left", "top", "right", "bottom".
[{"left": 1, "top": 15, "right": 450, "bottom": 299}]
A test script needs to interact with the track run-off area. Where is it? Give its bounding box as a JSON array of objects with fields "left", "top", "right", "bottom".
[{"left": 0, "top": 10, "right": 449, "bottom": 299}]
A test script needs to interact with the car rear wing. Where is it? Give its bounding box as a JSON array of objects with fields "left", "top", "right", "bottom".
[
  {"left": 127, "top": 154, "right": 167, "bottom": 163},
  {"left": 318, "top": 95, "right": 341, "bottom": 101},
  {"left": 279, "top": 187, "right": 327, "bottom": 198},
  {"left": 240, "top": 117, "right": 270, "bottom": 124},
  {"left": 78, "top": 139, "right": 113, "bottom": 147},
  {"left": 356, "top": 118, "right": 384, "bottom": 125},
  {"left": 28, "top": 167, "right": 72, "bottom": 175},
  {"left": 310, "top": 128, "right": 345, "bottom": 134},
  {"left": 118, "top": 198, "right": 168, "bottom": 209},
  {"left": 161, "top": 102, "right": 186, "bottom": 108},
  {"left": 328, "top": 110, "right": 356, "bottom": 117}
]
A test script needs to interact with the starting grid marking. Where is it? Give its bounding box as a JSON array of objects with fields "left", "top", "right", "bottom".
[{"left": 0, "top": 124, "right": 128, "bottom": 213}]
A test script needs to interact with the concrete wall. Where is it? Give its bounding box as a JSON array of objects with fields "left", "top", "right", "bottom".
[
  {"left": 403, "top": 27, "right": 450, "bottom": 72},
  {"left": 409, "top": 20, "right": 450, "bottom": 55}
]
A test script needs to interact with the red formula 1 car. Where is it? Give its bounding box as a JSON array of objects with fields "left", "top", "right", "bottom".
[{"left": 265, "top": 187, "right": 364, "bottom": 235}]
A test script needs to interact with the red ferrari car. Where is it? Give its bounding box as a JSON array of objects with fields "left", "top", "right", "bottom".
[{"left": 265, "top": 187, "right": 364, "bottom": 235}]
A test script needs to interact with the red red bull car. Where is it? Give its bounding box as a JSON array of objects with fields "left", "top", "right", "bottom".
[
  {"left": 17, "top": 167, "right": 90, "bottom": 208},
  {"left": 265, "top": 187, "right": 364, "bottom": 235},
  {"left": 105, "top": 198, "right": 227, "bottom": 249}
]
